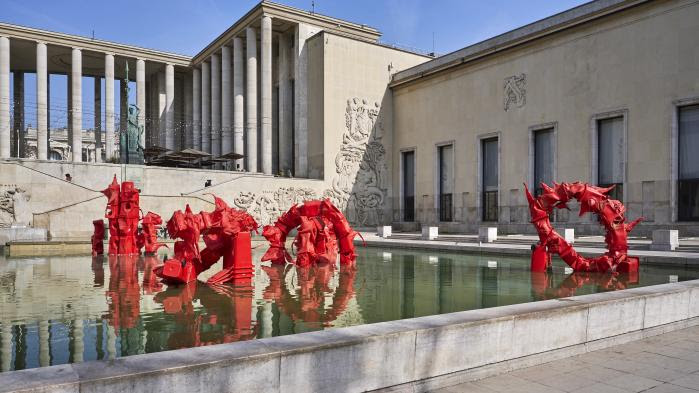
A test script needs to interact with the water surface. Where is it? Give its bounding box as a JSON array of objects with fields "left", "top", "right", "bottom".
[{"left": 0, "top": 247, "right": 696, "bottom": 371}]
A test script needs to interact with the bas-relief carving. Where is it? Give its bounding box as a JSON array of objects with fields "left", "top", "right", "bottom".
[
  {"left": 504, "top": 73, "right": 526, "bottom": 111},
  {"left": 0, "top": 186, "right": 31, "bottom": 228},
  {"left": 233, "top": 97, "right": 389, "bottom": 227}
]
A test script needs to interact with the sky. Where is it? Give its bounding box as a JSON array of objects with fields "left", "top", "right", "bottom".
[{"left": 3, "top": 0, "right": 589, "bottom": 130}]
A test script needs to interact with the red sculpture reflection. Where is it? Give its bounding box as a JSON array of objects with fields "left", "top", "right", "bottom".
[
  {"left": 531, "top": 270, "right": 639, "bottom": 300},
  {"left": 106, "top": 255, "right": 141, "bottom": 330},
  {"left": 524, "top": 182, "right": 642, "bottom": 273},
  {"left": 261, "top": 263, "right": 357, "bottom": 328},
  {"left": 262, "top": 199, "right": 362, "bottom": 267},
  {"left": 91, "top": 219, "right": 105, "bottom": 256},
  {"left": 156, "top": 196, "right": 258, "bottom": 285},
  {"left": 153, "top": 281, "right": 257, "bottom": 349}
]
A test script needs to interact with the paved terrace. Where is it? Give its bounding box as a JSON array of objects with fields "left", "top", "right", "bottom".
[{"left": 432, "top": 324, "right": 699, "bottom": 393}]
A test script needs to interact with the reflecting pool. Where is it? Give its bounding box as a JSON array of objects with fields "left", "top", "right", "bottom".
[{"left": 0, "top": 247, "right": 697, "bottom": 371}]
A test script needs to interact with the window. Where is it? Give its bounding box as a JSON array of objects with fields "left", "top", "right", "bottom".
[
  {"left": 679, "top": 105, "right": 699, "bottom": 221},
  {"left": 597, "top": 117, "right": 624, "bottom": 201},
  {"left": 534, "top": 128, "right": 554, "bottom": 196},
  {"left": 438, "top": 145, "right": 453, "bottom": 222},
  {"left": 482, "top": 138, "right": 498, "bottom": 221},
  {"left": 402, "top": 151, "right": 415, "bottom": 222}
]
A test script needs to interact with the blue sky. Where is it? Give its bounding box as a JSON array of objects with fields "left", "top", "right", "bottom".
[{"left": 4, "top": 0, "right": 588, "bottom": 129}]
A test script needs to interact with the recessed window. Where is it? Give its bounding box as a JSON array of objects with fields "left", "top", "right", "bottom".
[
  {"left": 597, "top": 116, "right": 624, "bottom": 201},
  {"left": 534, "top": 128, "right": 554, "bottom": 196},
  {"left": 482, "top": 138, "right": 498, "bottom": 221},
  {"left": 438, "top": 145, "right": 453, "bottom": 222},
  {"left": 402, "top": 150, "right": 415, "bottom": 222},
  {"left": 679, "top": 105, "right": 699, "bottom": 221}
]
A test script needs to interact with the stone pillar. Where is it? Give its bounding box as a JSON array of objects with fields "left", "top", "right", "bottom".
[
  {"left": 221, "top": 45, "right": 232, "bottom": 155},
  {"left": 12, "top": 71, "right": 24, "bottom": 158},
  {"left": 0, "top": 36, "right": 9, "bottom": 158},
  {"left": 71, "top": 48, "right": 82, "bottom": 162},
  {"left": 38, "top": 320, "right": 49, "bottom": 367},
  {"left": 261, "top": 15, "right": 273, "bottom": 175},
  {"left": 106, "top": 325, "right": 117, "bottom": 360},
  {"left": 165, "top": 63, "right": 175, "bottom": 150},
  {"left": 246, "top": 27, "right": 258, "bottom": 172},
  {"left": 210, "top": 53, "right": 221, "bottom": 157},
  {"left": 120, "top": 76, "right": 128, "bottom": 150},
  {"left": 0, "top": 324, "right": 11, "bottom": 371},
  {"left": 201, "top": 61, "right": 211, "bottom": 153},
  {"left": 93, "top": 76, "right": 101, "bottom": 162},
  {"left": 157, "top": 70, "right": 165, "bottom": 147},
  {"left": 294, "top": 24, "right": 314, "bottom": 177},
  {"left": 184, "top": 72, "right": 193, "bottom": 148},
  {"left": 136, "top": 59, "right": 146, "bottom": 150},
  {"left": 36, "top": 42, "right": 48, "bottom": 160},
  {"left": 233, "top": 37, "right": 244, "bottom": 170},
  {"left": 72, "top": 319, "right": 84, "bottom": 363},
  {"left": 105, "top": 54, "right": 115, "bottom": 160},
  {"left": 278, "top": 34, "right": 293, "bottom": 175},
  {"left": 192, "top": 68, "right": 201, "bottom": 150}
]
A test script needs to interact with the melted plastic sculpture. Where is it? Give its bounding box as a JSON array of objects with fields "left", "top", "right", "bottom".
[
  {"left": 261, "top": 199, "right": 361, "bottom": 267},
  {"left": 524, "top": 182, "right": 642, "bottom": 273},
  {"left": 91, "top": 219, "right": 105, "bottom": 256},
  {"left": 102, "top": 175, "right": 140, "bottom": 255},
  {"left": 138, "top": 212, "right": 166, "bottom": 255},
  {"left": 156, "top": 196, "right": 258, "bottom": 285}
]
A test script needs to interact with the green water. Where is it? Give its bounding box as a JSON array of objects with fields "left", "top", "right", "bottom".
[{"left": 0, "top": 247, "right": 696, "bottom": 372}]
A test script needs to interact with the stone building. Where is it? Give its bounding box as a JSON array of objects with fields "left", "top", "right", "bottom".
[{"left": 0, "top": 0, "right": 697, "bottom": 238}]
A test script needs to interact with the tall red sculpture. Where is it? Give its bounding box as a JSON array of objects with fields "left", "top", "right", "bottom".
[
  {"left": 156, "top": 195, "right": 258, "bottom": 285},
  {"left": 524, "top": 182, "right": 642, "bottom": 273},
  {"left": 261, "top": 199, "right": 361, "bottom": 267},
  {"left": 97, "top": 176, "right": 165, "bottom": 256}
]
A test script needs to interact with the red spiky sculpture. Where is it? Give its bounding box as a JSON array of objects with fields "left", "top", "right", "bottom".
[
  {"left": 261, "top": 199, "right": 361, "bottom": 267},
  {"left": 156, "top": 195, "right": 258, "bottom": 285},
  {"left": 102, "top": 175, "right": 141, "bottom": 255},
  {"left": 138, "top": 212, "right": 166, "bottom": 255},
  {"left": 524, "top": 182, "right": 642, "bottom": 273}
]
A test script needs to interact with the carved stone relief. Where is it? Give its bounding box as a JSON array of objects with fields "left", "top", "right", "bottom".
[
  {"left": 232, "top": 97, "right": 389, "bottom": 227},
  {"left": 504, "top": 74, "right": 526, "bottom": 111},
  {"left": 0, "top": 186, "right": 31, "bottom": 228}
]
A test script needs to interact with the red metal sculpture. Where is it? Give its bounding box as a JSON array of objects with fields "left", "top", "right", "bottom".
[
  {"left": 524, "top": 182, "right": 642, "bottom": 273},
  {"left": 102, "top": 175, "right": 141, "bottom": 255},
  {"left": 261, "top": 199, "right": 361, "bottom": 267},
  {"left": 156, "top": 195, "right": 258, "bottom": 285},
  {"left": 137, "top": 211, "right": 166, "bottom": 255}
]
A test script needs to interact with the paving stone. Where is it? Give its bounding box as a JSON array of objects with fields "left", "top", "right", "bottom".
[
  {"left": 604, "top": 374, "right": 663, "bottom": 392},
  {"left": 642, "top": 383, "right": 699, "bottom": 393},
  {"left": 571, "top": 383, "right": 632, "bottom": 393},
  {"left": 537, "top": 372, "right": 593, "bottom": 392},
  {"left": 669, "top": 373, "right": 699, "bottom": 390},
  {"left": 628, "top": 365, "right": 689, "bottom": 383}
]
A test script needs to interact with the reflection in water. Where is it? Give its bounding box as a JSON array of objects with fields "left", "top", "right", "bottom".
[{"left": 0, "top": 249, "right": 697, "bottom": 371}]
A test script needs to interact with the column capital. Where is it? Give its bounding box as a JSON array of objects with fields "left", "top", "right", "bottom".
[
  {"left": 35, "top": 40, "right": 47, "bottom": 46},
  {"left": 72, "top": 47, "right": 82, "bottom": 52}
]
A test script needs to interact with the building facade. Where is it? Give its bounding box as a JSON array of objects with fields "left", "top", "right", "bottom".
[{"left": 0, "top": 0, "right": 697, "bottom": 237}]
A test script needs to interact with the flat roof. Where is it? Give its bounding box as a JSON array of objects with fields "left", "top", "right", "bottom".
[{"left": 390, "top": 0, "right": 650, "bottom": 88}]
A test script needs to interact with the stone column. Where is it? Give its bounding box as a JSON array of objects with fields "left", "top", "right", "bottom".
[
  {"left": 93, "top": 76, "right": 101, "bottom": 162},
  {"left": 36, "top": 42, "right": 48, "bottom": 160},
  {"left": 72, "top": 319, "right": 84, "bottom": 362},
  {"left": 233, "top": 37, "right": 244, "bottom": 170},
  {"left": 184, "top": 72, "right": 193, "bottom": 148},
  {"left": 105, "top": 54, "right": 115, "bottom": 160},
  {"left": 12, "top": 71, "right": 24, "bottom": 158},
  {"left": 120, "top": 76, "right": 128, "bottom": 151},
  {"left": 221, "top": 45, "right": 232, "bottom": 155},
  {"left": 261, "top": 15, "right": 273, "bottom": 175},
  {"left": 246, "top": 27, "right": 258, "bottom": 172},
  {"left": 192, "top": 67, "right": 201, "bottom": 150},
  {"left": 106, "top": 325, "right": 116, "bottom": 360},
  {"left": 136, "top": 59, "right": 146, "bottom": 150},
  {"left": 165, "top": 63, "right": 175, "bottom": 150},
  {"left": 294, "top": 23, "right": 314, "bottom": 177},
  {"left": 278, "top": 34, "right": 292, "bottom": 175},
  {"left": 71, "top": 48, "right": 82, "bottom": 162},
  {"left": 157, "top": 70, "right": 165, "bottom": 148},
  {"left": 0, "top": 36, "right": 9, "bottom": 158},
  {"left": 210, "top": 53, "right": 221, "bottom": 157},
  {"left": 0, "top": 324, "right": 11, "bottom": 371},
  {"left": 201, "top": 61, "right": 210, "bottom": 153}
]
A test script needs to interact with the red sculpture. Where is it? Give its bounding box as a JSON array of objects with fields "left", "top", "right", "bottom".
[
  {"left": 137, "top": 212, "right": 166, "bottom": 255},
  {"left": 531, "top": 270, "right": 639, "bottom": 301},
  {"left": 261, "top": 199, "right": 361, "bottom": 267},
  {"left": 91, "top": 219, "right": 105, "bottom": 256},
  {"left": 156, "top": 195, "right": 258, "bottom": 285},
  {"left": 524, "top": 182, "right": 642, "bottom": 273},
  {"left": 102, "top": 175, "right": 141, "bottom": 255}
]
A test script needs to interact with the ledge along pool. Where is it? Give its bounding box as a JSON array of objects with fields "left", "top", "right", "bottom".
[{"left": 0, "top": 246, "right": 696, "bottom": 372}]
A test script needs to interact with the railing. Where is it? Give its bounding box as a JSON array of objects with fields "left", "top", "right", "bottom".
[
  {"left": 439, "top": 193, "right": 452, "bottom": 222},
  {"left": 483, "top": 191, "right": 498, "bottom": 222},
  {"left": 403, "top": 196, "right": 415, "bottom": 222}
]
